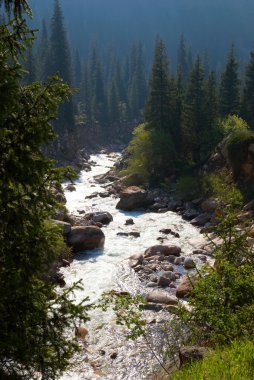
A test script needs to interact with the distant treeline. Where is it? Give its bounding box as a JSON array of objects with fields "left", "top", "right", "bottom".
[{"left": 22, "top": 0, "right": 254, "bottom": 137}]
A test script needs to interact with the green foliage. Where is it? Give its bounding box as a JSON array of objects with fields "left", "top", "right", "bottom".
[
  {"left": 176, "top": 175, "right": 202, "bottom": 200},
  {"left": 172, "top": 340, "right": 254, "bottom": 380},
  {"left": 0, "top": 18, "right": 88, "bottom": 379},
  {"left": 122, "top": 123, "right": 176, "bottom": 185},
  {"left": 226, "top": 128, "right": 254, "bottom": 179},
  {"left": 98, "top": 291, "right": 147, "bottom": 340},
  {"left": 220, "top": 114, "right": 250, "bottom": 135}
]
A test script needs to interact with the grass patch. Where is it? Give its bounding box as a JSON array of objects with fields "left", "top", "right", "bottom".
[{"left": 172, "top": 340, "right": 254, "bottom": 380}]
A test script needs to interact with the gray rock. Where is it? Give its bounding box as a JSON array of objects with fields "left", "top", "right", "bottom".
[
  {"left": 184, "top": 257, "right": 196, "bottom": 269},
  {"left": 146, "top": 290, "right": 178, "bottom": 305},
  {"left": 116, "top": 186, "right": 153, "bottom": 211},
  {"left": 125, "top": 218, "right": 134, "bottom": 225},
  {"left": 145, "top": 245, "right": 181, "bottom": 258},
  {"left": 89, "top": 212, "right": 113, "bottom": 225},
  {"left": 66, "top": 184, "right": 76, "bottom": 192},
  {"left": 67, "top": 226, "right": 105, "bottom": 252},
  {"left": 128, "top": 253, "right": 144, "bottom": 268}
]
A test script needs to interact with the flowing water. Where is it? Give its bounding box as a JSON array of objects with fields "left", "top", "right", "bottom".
[{"left": 61, "top": 153, "right": 201, "bottom": 380}]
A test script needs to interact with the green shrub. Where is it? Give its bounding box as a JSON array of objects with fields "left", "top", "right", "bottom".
[
  {"left": 176, "top": 175, "right": 202, "bottom": 200},
  {"left": 226, "top": 128, "right": 254, "bottom": 179},
  {"left": 172, "top": 340, "right": 254, "bottom": 380},
  {"left": 121, "top": 123, "right": 176, "bottom": 186}
]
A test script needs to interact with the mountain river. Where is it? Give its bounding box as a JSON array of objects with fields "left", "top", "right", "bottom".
[{"left": 60, "top": 152, "right": 201, "bottom": 380}]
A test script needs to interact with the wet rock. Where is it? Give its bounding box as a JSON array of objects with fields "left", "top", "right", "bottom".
[
  {"left": 95, "top": 222, "right": 103, "bottom": 228},
  {"left": 75, "top": 327, "right": 89, "bottom": 340},
  {"left": 116, "top": 186, "right": 153, "bottom": 211},
  {"left": 176, "top": 274, "right": 197, "bottom": 298},
  {"left": 168, "top": 200, "right": 182, "bottom": 211},
  {"left": 66, "top": 184, "right": 76, "bottom": 192},
  {"left": 117, "top": 232, "right": 129, "bottom": 237},
  {"left": 158, "top": 208, "right": 169, "bottom": 213},
  {"left": 157, "top": 271, "right": 175, "bottom": 287},
  {"left": 147, "top": 282, "right": 158, "bottom": 288},
  {"left": 182, "top": 209, "right": 199, "bottom": 220},
  {"left": 179, "top": 346, "right": 210, "bottom": 365},
  {"left": 55, "top": 273, "right": 66, "bottom": 287},
  {"left": 110, "top": 352, "right": 118, "bottom": 360},
  {"left": 128, "top": 253, "right": 144, "bottom": 268},
  {"left": 143, "top": 303, "right": 163, "bottom": 311},
  {"left": 184, "top": 257, "right": 196, "bottom": 269},
  {"left": 190, "top": 213, "right": 211, "bottom": 226},
  {"left": 67, "top": 226, "right": 105, "bottom": 252},
  {"left": 89, "top": 211, "right": 113, "bottom": 225},
  {"left": 174, "top": 257, "right": 183, "bottom": 265},
  {"left": 146, "top": 290, "right": 178, "bottom": 305},
  {"left": 161, "top": 263, "right": 174, "bottom": 272},
  {"left": 51, "top": 220, "right": 71, "bottom": 235},
  {"left": 150, "top": 202, "right": 167, "bottom": 212},
  {"left": 160, "top": 228, "right": 172, "bottom": 234},
  {"left": 99, "top": 192, "right": 110, "bottom": 198},
  {"left": 201, "top": 198, "right": 218, "bottom": 213},
  {"left": 145, "top": 245, "right": 181, "bottom": 258},
  {"left": 165, "top": 255, "right": 178, "bottom": 263},
  {"left": 193, "top": 249, "right": 208, "bottom": 255},
  {"left": 85, "top": 192, "right": 99, "bottom": 199},
  {"left": 125, "top": 218, "right": 134, "bottom": 225},
  {"left": 129, "top": 232, "right": 141, "bottom": 238}
]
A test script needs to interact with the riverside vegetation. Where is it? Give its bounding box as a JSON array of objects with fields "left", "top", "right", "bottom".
[{"left": 1, "top": 0, "right": 254, "bottom": 379}]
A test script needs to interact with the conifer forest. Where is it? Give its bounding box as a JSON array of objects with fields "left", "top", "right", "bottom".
[{"left": 1, "top": 1, "right": 254, "bottom": 379}]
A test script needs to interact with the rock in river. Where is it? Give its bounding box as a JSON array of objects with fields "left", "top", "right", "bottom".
[
  {"left": 116, "top": 186, "right": 153, "bottom": 211},
  {"left": 144, "top": 245, "right": 181, "bottom": 257},
  {"left": 67, "top": 226, "right": 105, "bottom": 252},
  {"left": 146, "top": 290, "right": 178, "bottom": 305}
]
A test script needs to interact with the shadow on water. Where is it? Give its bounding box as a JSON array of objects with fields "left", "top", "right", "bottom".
[{"left": 74, "top": 247, "right": 105, "bottom": 262}]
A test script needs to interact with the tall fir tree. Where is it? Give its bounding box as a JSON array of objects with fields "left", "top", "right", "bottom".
[
  {"left": 145, "top": 38, "right": 171, "bottom": 131},
  {"left": 242, "top": 47, "right": 254, "bottom": 129},
  {"left": 219, "top": 45, "right": 240, "bottom": 117},
  {"left": 37, "top": 19, "right": 49, "bottom": 81},
  {"left": 24, "top": 47, "right": 36, "bottom": 83},
  {"left": 204, "top": 70, "right": 219, "bottom": 151},
  {"left": 47, "top": 0, "right": 74, "bottom": 132},
  {"left": 177, "top": 34, "right": 188, "bottom": 84},
  {"left": 182, "top": 55, "right": 207, "bottom": 164}
]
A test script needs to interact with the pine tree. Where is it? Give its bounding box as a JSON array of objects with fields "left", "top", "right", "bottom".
[
  {"left": 177, "top": 34, "right": 188, "bottom": 84},
  {"left": 0, "top": 13, "right": 88, "bottom": 379},
  {"left": 24, "top": 47, "right": 36, "bottom": 83},
  {"left": 219, "top": 45, "right": 240, "bottom": 117},
  {"left": 145, "top": 38, "right": 171, "bottom": 131},
  {"left": 80, "top": 60, "right": 91, "bottom": 122},
  {"left": 74, "top": 48, "right": 82, "bottom": 88},
  {"left": 204, "top": 70, "right": 219, "bottom": 152},
  {"left": 89, "top": 47, "right": 107, "bottom": 125},
  {"left": 47, "top": 0, "right": 74, "bottom": 132},
  {"left": 37, "top": 19, "right": 49, "bottom": 81},
  {"left": 108, "top": 79, "right": 119, "bottom": 124},
  {"left": 182, "top": 55, "right": 206, "bottom": 163},
  {"left": 242, "top": 47, "right": 254, "bottom": 129}
]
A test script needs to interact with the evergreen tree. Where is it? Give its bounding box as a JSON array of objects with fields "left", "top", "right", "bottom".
[
  {"left": 37, "top": 19, "right": 49, "bottom": 81},
  {"left": 24, "top": 46, "right": 36, "bottom": 83},
  {"left": 182, "top": 55, "right": 207, "bottom": 163},
  {"left": 47, "top": 0, "right": 74, "bottom": 132},
  {"left": 0, "top": 13, "right": 88, "bottom": 380},
  {"left": 242, "top": 47, "right": 254, "bottom": 129},
  {"left": 74, "top": 48, "right": 82, "bottom": 88},
  {"left": 128, "top": 42, "right": 147, "bottom": 119},
  {"left": 219, "top": 45, "right": 240, "bottom": 117},
  {"left": 177, "top": 34, "right": 188, "bottom": 84},
  {"left": 145, "top": 38, "right": 172, "bottom": 131},
  {"left": 80, "top": 60, "right": 91, "bottom": 122},
  {"left": 204, "top": 70, "right": 219, "bottom": 151},
  {"left": 89, "top": 47, "right": 107, "bottom": 124},
  {"left": 108, "top": 79, "right": 119, "bottom": 124}
]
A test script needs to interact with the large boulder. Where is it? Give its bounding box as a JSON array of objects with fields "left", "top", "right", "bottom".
[
  {"left": 144, "top": 245, "right": 181, "bottom": 257},
  {"left": 128, "top": 253, "right": 144, "bottom": 268},
  {"left": 89, "top": 211, "right": 113, "bottom": 225},
  {"left": 190, "top": 213, "right": 211, "bottom": 226},
  {"left": 201, "top": 198, "right": 218, "bottom": 213},
  {"left": 146, "top": 290, "right": 178, "bottom": 305},
  {"left": 176, "top": 274, "right": 197, "bottom": 298},
  {"left": 67, "top": 226, "right": 105, "bottom": 252},
  {"left": 116, "top": 186, "right": 153, "bottom": 211}
]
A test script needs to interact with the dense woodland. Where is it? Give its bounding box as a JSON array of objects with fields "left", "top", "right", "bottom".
[{"left": 1, "top": 0, "right": 254, "bottom": 379}]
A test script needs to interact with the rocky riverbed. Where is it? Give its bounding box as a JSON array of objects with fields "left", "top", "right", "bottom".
[{"left": 59, "top": 152, "right": 215, "bottom": 380}]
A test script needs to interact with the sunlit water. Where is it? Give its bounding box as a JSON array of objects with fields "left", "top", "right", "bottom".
[{"left": 61, "top": 153, "right": 201, "bottom": 380}]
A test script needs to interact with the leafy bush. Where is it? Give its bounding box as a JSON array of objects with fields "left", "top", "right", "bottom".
[
  {"left": 172, "top": 340, "right": 254, "bottom": 380},
  {"left": 226, "top": 128, "right": 254, "bottom": 179},
  {"left": 121, "top": 123, "right": 176, "bottom": 186}
]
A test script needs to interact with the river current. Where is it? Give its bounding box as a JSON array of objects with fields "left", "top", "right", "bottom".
[{"left": 61, "top": 153, "right": 201, "bottom": 380}]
